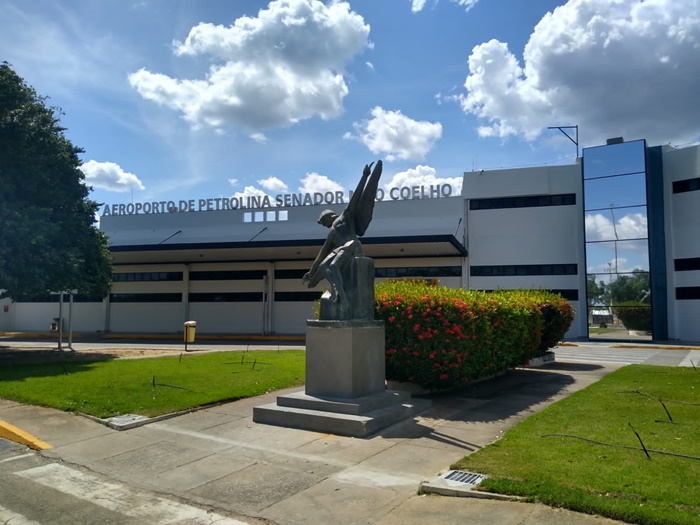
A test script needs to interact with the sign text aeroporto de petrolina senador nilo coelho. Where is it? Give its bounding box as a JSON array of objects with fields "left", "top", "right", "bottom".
[{"left": 101, "top": 183, "right": 455, "bottom": 216}]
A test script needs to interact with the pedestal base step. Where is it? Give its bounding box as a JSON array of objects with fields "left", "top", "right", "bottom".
[{"left": 253, "top": 390, "right": 430, "bottom": 438}]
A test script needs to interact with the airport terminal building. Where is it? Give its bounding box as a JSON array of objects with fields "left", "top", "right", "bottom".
[{"left": 2, "top": 139, "right": 699, "bottom": 342}]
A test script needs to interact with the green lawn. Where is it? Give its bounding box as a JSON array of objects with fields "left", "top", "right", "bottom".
[
  {"left": 0, "top": 350, "right": 305, "bottom": 418},
  {"left": 452, "top": 365, "right": 700, "bottom": 525}
]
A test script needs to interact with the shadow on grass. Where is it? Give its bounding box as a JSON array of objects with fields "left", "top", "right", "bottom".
[
  {"left": 0, "top": 345, "right": 160, "bottom": 381},
  {"left": 0, "top": 354, "right": 109, "bottom": 380}
]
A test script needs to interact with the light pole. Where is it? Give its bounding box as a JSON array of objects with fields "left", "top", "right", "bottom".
[{"left": 609, "top": 205, "right": 619, "bottom": 275}]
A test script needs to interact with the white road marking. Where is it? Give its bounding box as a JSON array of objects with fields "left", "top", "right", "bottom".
[
  {"left": 16, "top": 463, "right": 249, "bottom": 525},
  {"left": 555, "top": 347, "right": 657, "bottom": 364},
  {"left": 0, "top": 452, "right": 34, "bottom": 463}
]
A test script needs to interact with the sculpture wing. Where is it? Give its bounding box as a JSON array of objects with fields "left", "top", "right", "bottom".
[{"left": 354, "top": 160, "right": 383, "bottom": 237}]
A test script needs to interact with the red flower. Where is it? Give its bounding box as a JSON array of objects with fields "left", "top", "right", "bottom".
[
  {"left": 388, "top": 316, "right": 395, "bottom": 323},
  {"left": 440, "top": 373, "right": 449, "bottom": 380}
]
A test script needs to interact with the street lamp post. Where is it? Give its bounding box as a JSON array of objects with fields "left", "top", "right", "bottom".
[{"left": 610, "top": 205, "right": 619, "bottom": 274}]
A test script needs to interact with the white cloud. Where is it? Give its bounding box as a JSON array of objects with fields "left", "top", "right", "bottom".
[
  {"left": 346, "top": 106, "right": 443, "bottom": 161},
  {"left": 80, "top": 160, "right": 145, "bottom": 192},
  {"left": 459, "top": 0, "right": 700, "bottom": 146},
  {"left": 451, "top": 0, "right": 478, "bottom": 11},
  {"left": 250, "top": 132, "right": 268, "bottom": 143},
  {"left": 298, "top": 172, "right": 344, "bottom": 194},
  {"left": 411, "top": 0, "right": 428, "bottom": 13},
  {"left": 382, "top": 164, "right": 462, "bottom": 197},
  {"left": 228, "top": 178, "right": 239, "bottom": 186},
  {"left": 411, "top": 0, "right": 477, "bottom": 13},
  {"left": 129, "top": 0, "right": 370, "bottom": 132},
  {"left": 588, "top": 257, "right": 632, "bottom": 275},
  {"left": 232, "top": 185, "right": 278, "bottom": 205},
  {"left": 258, "top": 176, "right": 288, "bottom": 192},
  {"left": 585, "top": 212, "right": 647, "bottom": 242}
]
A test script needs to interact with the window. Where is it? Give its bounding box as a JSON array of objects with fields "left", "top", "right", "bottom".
[
  {"left": 113, "top": 272, "right": 183, "bottom": 282},
  {"left": 470, "top": 194, "right": 575, "bottom": 210},
  {"left": 375, "top": 266, "right": 462, "bottom": 278},
  {"left": 275, "top": 269, "right": 309, "bottom": 279},
  {"left": 674, "top": 258, "right": 700, "bottom": 272},
  {"left": 470, "top": 264, "right": 577, "bottom": 277},
  {"left": 190, "top": 270, "right": 267, "bottom": 281},
  {"left": 16, "top": 294, "right": 103, "bottom": 303},
  {"left": 274, "top": 291, "right": 323, "bottom": 302},
  {"left": 676, "top": 287, "right": 700, "bottom": 300},
  {"left": 189, "top": 292, "right": 262, "bottom": 302},
  {"left": 110, "top": 293, "right": 182, "bottom": 303},
  {"left": 672, "top": 178, "right": 700, "bottom": 194}
]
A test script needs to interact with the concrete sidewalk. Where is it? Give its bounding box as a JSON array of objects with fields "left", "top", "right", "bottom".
[{"left": 0, "top": 358, "right": 631, "bottom": 525}]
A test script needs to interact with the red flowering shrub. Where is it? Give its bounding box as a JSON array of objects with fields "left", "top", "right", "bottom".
[{"left": 375, "top": 281, "right": 574, "bottom": 391}]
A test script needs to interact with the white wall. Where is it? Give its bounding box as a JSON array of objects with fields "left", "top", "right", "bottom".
[
  {"left": 109, "top": 303, "right": 183, "bottom": 333},
  {"left": 463, "top": 163, "right": 586, "bottom": 339},
  {"left": 189, "top": 303, "right": 265, "bottom": 334},
  {"left": 11, "top": 300, "right": 106, "bottom": 333},
  {"left": 663, "top": 144, "right": 700, "bottom": 342}
]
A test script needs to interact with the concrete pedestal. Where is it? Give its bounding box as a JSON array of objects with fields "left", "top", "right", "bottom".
[
  {"left": 254, "top": 319, "right": 430, "bottom": 438},
  {"left": 305, "top": 320, "right": 386, "bottom": 398}
]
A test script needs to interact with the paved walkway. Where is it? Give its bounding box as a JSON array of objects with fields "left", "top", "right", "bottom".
[{"left": 1, "top": 342, "right": 697, "bottom": 525}]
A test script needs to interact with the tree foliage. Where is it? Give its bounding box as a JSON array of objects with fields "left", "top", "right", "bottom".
[
  {"left": 587, "top": 270, "right": 650, "bottom": 307},
  {"left": 608, "top": 270, "right": 649, "bottom": 305},
  {"left": 0, "top": 62, "right": 112, "bottom": 299},
  {"left": 586, "top": 275, "right": 606, "bottom": 307}
]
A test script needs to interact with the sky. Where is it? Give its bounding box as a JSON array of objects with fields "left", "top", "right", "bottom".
[{"left": 3, "top": 0, "right": 699, "bottom": 277}]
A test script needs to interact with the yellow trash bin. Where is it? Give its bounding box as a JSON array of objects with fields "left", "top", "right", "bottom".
[{"left": 184, "top": 321, "right": 197, "bottom": 343}]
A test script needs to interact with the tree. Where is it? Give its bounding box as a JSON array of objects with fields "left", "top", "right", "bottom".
[
  {"left": 608, "top": 270, "right": 650, "bottom": 305},
  {"left": 0, "top": 62, "right": 112, "bottom": 300},
  {"left": 586, "top": 274, "right": 607, "bottom": 307}
]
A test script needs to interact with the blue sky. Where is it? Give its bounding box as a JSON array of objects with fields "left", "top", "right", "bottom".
[{"left": 2, "top": 0, "right": 699, "bottom": 276}]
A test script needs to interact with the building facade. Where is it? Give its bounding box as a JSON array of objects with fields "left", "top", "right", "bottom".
[{"left": 1, "top": 140, "right": 698, "bottom": 342}]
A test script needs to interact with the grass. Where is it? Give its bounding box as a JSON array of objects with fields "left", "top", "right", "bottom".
[
  {"left": 0, "top": 350, "right": 305, "bottom": 418},
  {"left": 452, "top": 365, "right": 700, "bottom": 525},
  {"left": 588, "top": 327, "right": 618, "bottom": 334}
]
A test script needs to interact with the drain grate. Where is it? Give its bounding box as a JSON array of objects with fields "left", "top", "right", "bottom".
[{"left": 442, "top": 470, "right": 486, "bottom": 487}]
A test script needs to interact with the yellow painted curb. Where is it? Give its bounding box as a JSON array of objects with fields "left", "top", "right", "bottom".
[{"left": 0, "top": 420, "right": 52, "bottom": 450}]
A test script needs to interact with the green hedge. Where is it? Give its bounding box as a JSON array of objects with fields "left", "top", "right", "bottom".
[
  {"left": 613, "top": 301, "right": 652, "bottom": 331},
  {"left": 374, "top": 282, "right": 574, "bottom": 391}
]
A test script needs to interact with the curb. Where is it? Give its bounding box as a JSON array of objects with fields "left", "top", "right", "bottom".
[
  {"left": 0, "top": 419, "right": 52, "bottom": 450},
  {"left": 419, "top": 481, "right": 524, "bottom": 501}
]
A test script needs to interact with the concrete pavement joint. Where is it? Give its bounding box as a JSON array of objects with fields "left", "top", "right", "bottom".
[
  {"left": 152, "top": 422, "right": 356, "bottom": 469},
  {"left": 152, "top": 422, "right": 429, "bottom": 490}
]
